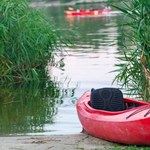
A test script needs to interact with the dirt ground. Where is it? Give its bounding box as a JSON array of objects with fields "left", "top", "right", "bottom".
[{"left": 0, "top": 132, "right": 115, "bottom": 150}]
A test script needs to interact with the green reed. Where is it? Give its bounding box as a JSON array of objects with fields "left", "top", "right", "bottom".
[
  {"left": 112, "top": 0, "right": 150, "bottom": 101},
  {"left": 0, "top": 0, "right": 68, "bottom": 84}
]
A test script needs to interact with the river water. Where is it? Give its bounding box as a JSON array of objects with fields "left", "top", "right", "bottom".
[{"left": 0, "top": 5, "right": 124, "bottom": 135}]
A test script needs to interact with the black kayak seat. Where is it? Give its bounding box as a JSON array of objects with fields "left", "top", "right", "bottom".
[{"left": 90, "top": 88, "right": 125, "bottom": 111}]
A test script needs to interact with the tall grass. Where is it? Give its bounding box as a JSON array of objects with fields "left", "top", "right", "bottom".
[
  {"left": 113, "top": 0, "right": 150, "bottom": 101},
  {"left": 0, "top": 0, "right": 66, "bottom": 84}
]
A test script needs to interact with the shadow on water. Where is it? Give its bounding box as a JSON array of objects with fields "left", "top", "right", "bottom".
[{"left": 0, "top": 81, "right": 61, "bottom": 135}]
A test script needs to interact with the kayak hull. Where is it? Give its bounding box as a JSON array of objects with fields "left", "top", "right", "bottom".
[
  {"left": 64, "top": 9, "right": 110, "bottom": 16},
  {"left": 76, "top": 91, "right": 150, "bottom": 145}
]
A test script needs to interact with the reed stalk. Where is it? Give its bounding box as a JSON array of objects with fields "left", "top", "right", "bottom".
[{"left": 112, "top": 0, "right": 150, "bottom": 101}]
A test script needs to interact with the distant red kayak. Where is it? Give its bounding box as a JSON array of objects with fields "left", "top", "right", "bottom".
[
  {"left": 76, "top": 91, "right": 150, "bottom": 145},
  {"left": 64, "top": 9, "right": 110, "bottom": 16}
]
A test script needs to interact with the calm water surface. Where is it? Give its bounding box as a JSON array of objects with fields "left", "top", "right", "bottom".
[{"left": 0, "top": 6, "right": 123, "bottom": 135}]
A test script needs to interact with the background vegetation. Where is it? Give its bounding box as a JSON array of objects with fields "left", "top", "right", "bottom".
[{"left": 29, "top": 0, "right": 73, "bottom": 2}]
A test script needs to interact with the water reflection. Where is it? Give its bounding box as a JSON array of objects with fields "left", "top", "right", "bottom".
[
  {"left": 0, "top": 7, "right": 124, "bottom": 135},
  {"left": 64, "top": 12, "right": 120, "bottom": 50},
  {"left": 0, "top": 81, "right": 59, "bottom": 135},
  {"left": 50, "top": 12, "right": 122, "bottom": 99},
  {"left": 46, "top": 10, "right": 124, "bottom": 135}
]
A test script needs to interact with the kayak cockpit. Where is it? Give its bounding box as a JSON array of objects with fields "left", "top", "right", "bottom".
[
  {"left": 79, "top": 88, "right": 149, "bottom": 115},
  {"left": 90, "top": 88, "right": 149, "bottom": 112}
]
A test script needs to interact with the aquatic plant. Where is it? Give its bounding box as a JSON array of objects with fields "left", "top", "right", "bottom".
[
  {"left": 0, "top": 0, "right": 66, "bottom": 84},
  {"left": 113, "top": 0, "right": 150, "bottom": 101}
]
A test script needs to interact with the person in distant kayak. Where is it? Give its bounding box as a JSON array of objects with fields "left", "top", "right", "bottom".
[
  {"left": 80, "top": 8, "right": 85, "bottom": 12},
  {"left": 89, "top": 5, "right": 94, "bottom": 11},
  {"left": 68, "top": 6, "right": 74, "bottom": 11}
]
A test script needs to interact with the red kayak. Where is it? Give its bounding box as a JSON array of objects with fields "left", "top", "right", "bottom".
[
  {"left": 64, "top": 9, "right": 110, "bottom": 16},
  {"left": 76, "top": 91, "right": 150, "bottom": 145}
]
